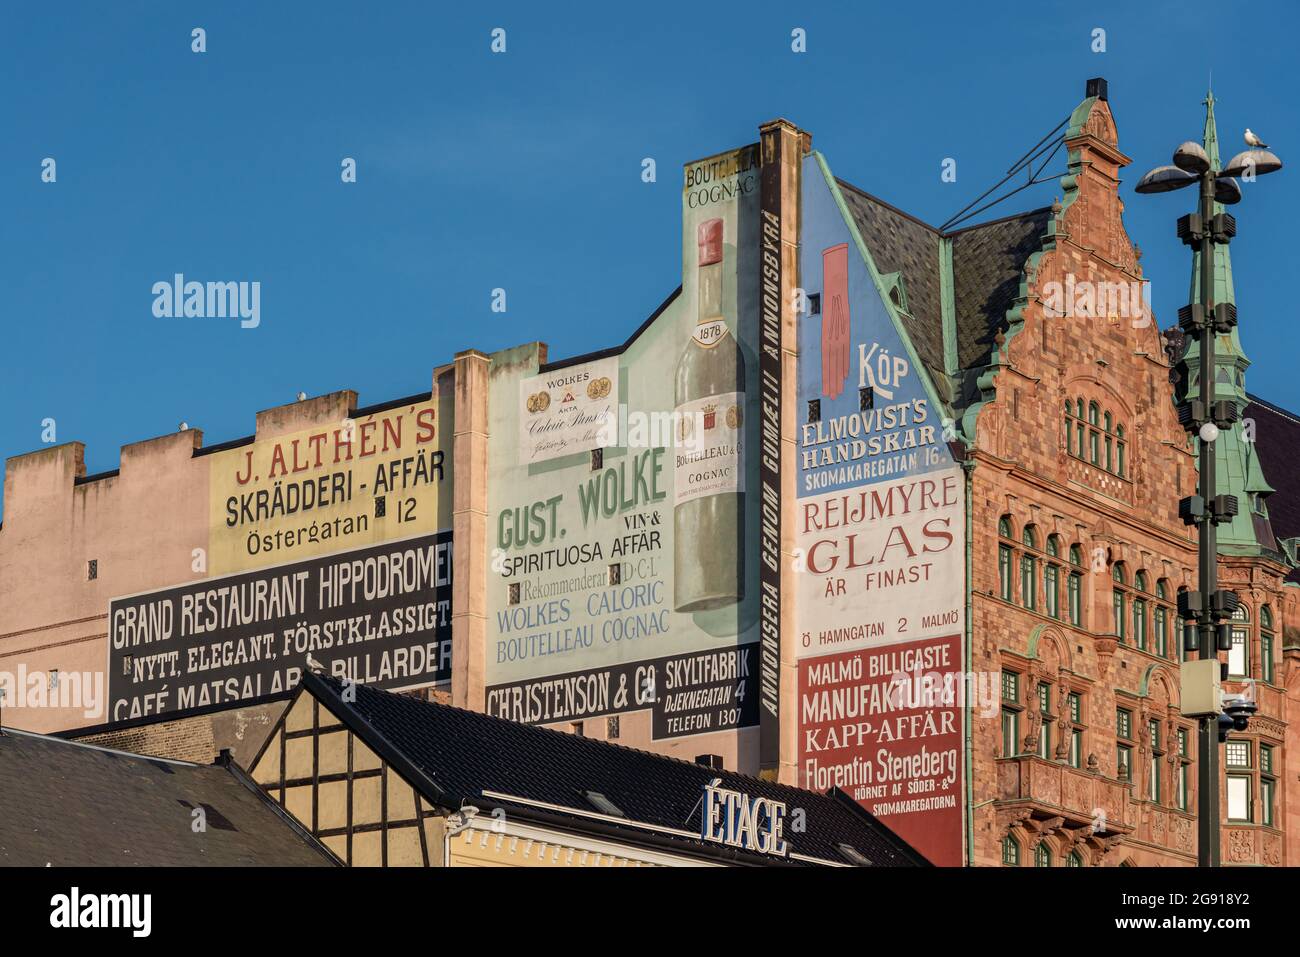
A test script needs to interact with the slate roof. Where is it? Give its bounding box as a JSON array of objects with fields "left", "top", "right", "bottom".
[
  {"left": 836, "top": 181, "right": 946, "bottom": 391},
  {"left": 950, "top": 207, "right": 1054, "bottom": 377},
  {"left": 0, "top": 728, "right": 336, "bottom": 866},
  {"left": 835, "top": 178, "right": 1051, "bottom": 411},
  {"left": 1245, "top": 393, "right": 1300, "bottom": 583},
  {"left": 298, "top": 673, "right": 929, "bottom": 867}
]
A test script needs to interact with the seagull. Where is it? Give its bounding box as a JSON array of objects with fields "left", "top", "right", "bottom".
[
  {"left": 306, "top": 653, "right": 325, "bottom": 673},
  {"left": 1245, "top": 128, "right": 1270, "bottom": 149}
]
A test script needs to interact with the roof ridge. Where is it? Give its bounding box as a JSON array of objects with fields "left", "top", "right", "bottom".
[
  {"left": 1247, "top": 392, "right": 1300, "bottom": 426},
  {"left": 835, "top": 176, "right": 1052, "bottom": 238},
  {"left": 2, "top": 726, "right": 199, "bottom": 767},
  {"left": 834, "top": 178, "right": 942, "bottom": 235},
  {"left": 324, "top": 674, "right": 842, "bottom": 800},
  {"left": 944, "top": 204, "right": 1054, "bottom": 236}
]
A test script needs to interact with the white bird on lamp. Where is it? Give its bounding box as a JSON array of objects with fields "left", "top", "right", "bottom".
[{"left": 1245, "top": 128, "right": 1270, "bottom": 149}]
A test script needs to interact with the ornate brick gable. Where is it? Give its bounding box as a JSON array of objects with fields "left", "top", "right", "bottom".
[{"left": 966, "top": 90, "right": 1289, "bottom": 867}]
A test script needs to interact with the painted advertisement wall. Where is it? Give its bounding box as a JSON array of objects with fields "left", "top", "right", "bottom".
[
  {"left": 106, "top": 376, "right": 456, "bottom": 724},
  {"left": 208, "top": 389, "right": 453, "bottom": 574},
  {"left": 795, "top": 153, "right": 966, "bottom": 865},
  {"left": 483, "top": 146, "right": 766, "bottom": 767}
]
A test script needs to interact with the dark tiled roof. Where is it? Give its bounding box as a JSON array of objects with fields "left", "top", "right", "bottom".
[
  {"left": 0, "top": 729, "right": 336, "bottom": 866},
  {"left": 1246, "top": 394, "right": 1300, "bottom": 582},
  {"left": 836, "top": 181, "right": 946, "bottom": 393},
  {"left": 950, "top": 208, "right": 1053, "bottom": 374},
  {"left": 834, "top": 179, "right": 1051, "bottom": 411},
  {"left": 303, "top": 674, "right": 929, "bottom": 867}
]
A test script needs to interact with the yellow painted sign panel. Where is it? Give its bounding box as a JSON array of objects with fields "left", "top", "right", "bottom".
[{"left": 208, "top": 388, "right": 453, "bottom": 574}]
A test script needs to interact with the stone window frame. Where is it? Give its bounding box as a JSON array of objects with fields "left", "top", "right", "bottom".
[
  {"left": 1111, "top": 561, "right": 1129, "bottom": 642},
  {"left": 1064, "top": 395, "right": 1128, "bottom": 479},
  {"left": 1176, "top": 727, "right": 1192, "bottom": 811},
  {"left": 1225, "top": 738, "right": 1254, "bottom": 823},
  {"left": 1147, "top": 717, "right": 1163, "bottom": 803},
  {"left": 1067, "top": 544, "right": 1085, "bottom": 628},
  {"left": 997, "top": 517, "right": 1069, "bottom": 623},
  {"left": 1000, "top": 668, "right": 1023, "bottom": 758},
  {"left": 1067, "top": 690, "right": 1086, "bottom": 769},
  {"left": 997, "top": 516, "right": 1015, "bottom": 603},
  {"left": 1035, "top": 680, "right": 1054, "bottom": 759},
  {"left": 1153, "top": 579, "right": 1172, "bottom": 660},
  {"left": 1260, "top": 604, "right": 1276, "bottom": 686},
  {"left": 1222, "top": 735, "right": 1282, "bottom": 829},
  {"left": 1002, "top": 834, "right": 1021, "bottom": 866},
  {"left": 1228, "top": 603, "right": 1251, "bottom": 679},
  {"left": 1020, "top": 525, "right": 1039, "bottom": 612},
  {"left": 1261, "top": 743, "right": 1278, "bottom": 828},
  {"left": 1115, "top": 705, "right": 1134, "bottom": 782}
]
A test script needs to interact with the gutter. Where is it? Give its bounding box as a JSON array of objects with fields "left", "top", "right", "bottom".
[{"left": 963, "top": 456, "right": 977, "bottom": 867}]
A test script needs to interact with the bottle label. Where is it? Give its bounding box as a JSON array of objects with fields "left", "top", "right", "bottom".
[
  {"left": 673, "top": 391, "right": 745, "bottom": 507},
  {"left": 692, "top": 319, "right": 730, "bottom": 348}
]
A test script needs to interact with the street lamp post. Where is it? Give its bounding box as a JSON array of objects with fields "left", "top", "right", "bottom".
[{"left": 1136, "top": 138, "right": 1282, "bottom": 867}]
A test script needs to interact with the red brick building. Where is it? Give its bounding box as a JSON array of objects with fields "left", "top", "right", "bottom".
[{"left": 958, "top": 85, "right": 1298, "bottom": 866}]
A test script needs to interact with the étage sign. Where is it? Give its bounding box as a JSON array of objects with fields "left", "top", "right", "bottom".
[
  {"left": 107, "top": 533, "right": 452, "bottom": 723},
  {"left": 699, "top": 778, "right": 788, "bottom": 857}
]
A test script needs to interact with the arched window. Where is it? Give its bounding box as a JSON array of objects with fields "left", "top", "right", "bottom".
[
  {"left": 1103, "top": 412, "right": 1114, "bottom": 471},
  {"left": 1112, "top": 563, "right": 1128, "bottom": 641},
  {"left": 1021, "top": 526, "right": 1038, "bottom": 611},
  {"left": 1130, "top": 571, "right": 1149, "bottom": 651},
  {"left": 1262, "top": 606, "right": 1275, "bottom": 684},
  {"left": 1002, "top": 835, "right": 1020, "bottom": 866},
  {"left": 1229, "top": 604, "right": 1250, "bottom": 678},
  {"left": 1154, "top": 579, "right": 1170, "bottom": 659},
  {"left": 1067, "top": 545, "right": 1084, "bottom": 627},
  {"left": 1045, "top": 536, "right": 1062, "bottom": 620},
  {"left": 1177, "top": 585, "right": 1191, "bottom": 660},
  {"left": 1034, "top": 843, "right": 1052, "bottom": 867},
  {"left": 1067, "top": 851, "right": 1084, "bottom": 867},
  {"left": 998, "top": 517, "right": 1014, "bottom": 602},
  {"left": 1064, "top": 398, "right": 1128, "bottom": 478},
  {"left": 1133, "top": 594, "right": 1148, "bottom": 651}
]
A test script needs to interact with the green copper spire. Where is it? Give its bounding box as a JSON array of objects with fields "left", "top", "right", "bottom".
[{"left": 1179, "top": 89, "right": 1277, "bottom": 557}]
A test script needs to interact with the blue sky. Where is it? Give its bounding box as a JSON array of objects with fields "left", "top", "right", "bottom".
[{"left": 3, "top": 0, "right": 1297, "bottom": 512}]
